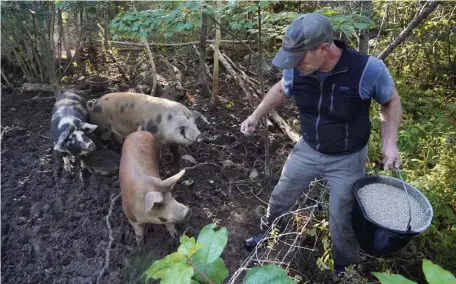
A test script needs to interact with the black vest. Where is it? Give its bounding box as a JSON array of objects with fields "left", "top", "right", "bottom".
[{"left": 288, "top": 40, "right": 371, "bottom": 155}]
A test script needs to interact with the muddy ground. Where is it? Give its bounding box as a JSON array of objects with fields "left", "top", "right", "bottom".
[
  {"left": 1, "top": 44, "right": 429, "bottom": 284},
  {"left": 1, "top": 46, "right": 307, "bottom": 284}
]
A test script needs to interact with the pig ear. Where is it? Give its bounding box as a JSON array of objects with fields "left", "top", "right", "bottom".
[
  {"left": 192, "top": 111, "right": 210, "bottom": 125},
  {"left": 161, "top": 169, "right": 186, "bottom": 190},
  {"left": 86, "top": 99, "right": 97, "bottom": 110},
  {"left": 144, "top": 191, "right": 163, "bottom": 212},
  {"left": 147, "top": 170, "right": 186, "bottom": 191},
  {"left": 53, "top": 127, "right": 72, "bottom": 151},
  {"left": 79, "top": 122, "right": 97, "bottom": 133}
]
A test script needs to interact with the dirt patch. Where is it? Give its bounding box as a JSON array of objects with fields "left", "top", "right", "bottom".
[{"left": 1, "top": 47, "right": 296, "bottom": 283}]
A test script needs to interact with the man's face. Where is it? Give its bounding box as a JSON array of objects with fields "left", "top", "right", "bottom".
[{"left": 295, "top": 44, "right": 328, "bottom": 75}]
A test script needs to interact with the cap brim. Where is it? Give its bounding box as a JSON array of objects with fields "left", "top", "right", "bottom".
[{"left": 272, "top": 48, "right": 307, "bottom": 69}]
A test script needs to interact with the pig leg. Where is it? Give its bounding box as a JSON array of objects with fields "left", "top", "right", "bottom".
[
  {"left": 62, "top": 154, "right": 72, "bottom": 172},
  {"left": 80, "top": 159, "right": 91, "bottom": 181},
  {"left": 100, "top": 129, "right": 112, "bottom": 141},
  {"left": 129, "top": 220, "right": 145, "bottom": 245},
  {"left": 165, "top": 223, "right": 178, "bottom": 238},
  {"left": 169, "top": 143, "right": 181, "bottom": 165},
  {"left": 110, "top": 127, "right": 125, "bottom": 144}
]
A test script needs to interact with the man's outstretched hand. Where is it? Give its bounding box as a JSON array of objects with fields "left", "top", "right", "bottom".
[{"left": 240, "top": 115, "right": 260, "bottom": 136}]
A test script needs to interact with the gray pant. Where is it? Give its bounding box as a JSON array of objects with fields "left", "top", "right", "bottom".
[{"left": 263, "top": 138, "right": 368, "bottom": 267}]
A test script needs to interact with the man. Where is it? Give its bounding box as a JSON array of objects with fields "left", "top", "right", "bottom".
[{"left": 240, "top": 13, "right": 402, "bottom": 274}]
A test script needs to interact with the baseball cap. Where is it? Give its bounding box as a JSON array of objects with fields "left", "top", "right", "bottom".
[{"left": 272, "top": 13, "right": 334, "bottom": 69}]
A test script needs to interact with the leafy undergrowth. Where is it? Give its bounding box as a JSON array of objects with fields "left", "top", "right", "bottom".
[
  {"left": 366, "top": 84, "right": 456, "bottom": 275},
  {"left": 143, "top": 223, "right": 294, "bottom": 284}
]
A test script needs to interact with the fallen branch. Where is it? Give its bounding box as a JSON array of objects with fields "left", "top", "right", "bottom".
[
  {"left": 183, "top": 162, "right": 221, "bottom": 171},
  {"left": 158, "top": 54, "right": 184, "bottom": 90},
  {"left": 1, "top": 67, "right": 13, "bottom": 88},
  {"left": 96, "top": 193, "right": 121, "bottom": 284},
  {"left": 268, "top": 111, "right": 300, "bottom": 143},
  {"left": 221, "top": 52, "right": 260, "bottom": 89},
  {"left": 211, "top": 48, "right": 299, "bottom": 142},
  {"left": 24, "top": 96, "right": 55, "bottom": 102},
  {"left": 192, "top": 45, "right": 213, "bottom": 82},
  {"left": 100, "top": 39, "right": 255, "bottom": 47},
  {"left": 0, "top": 128, "right": 7, "bottom": 140},
  {"left": 21, "top": 83, "right": 55, "bottom": 93},
  {"left": 210, "top": 47, "right": 276, "bottom": 129},
  {"left": 213, "top": 46, "right": 253, "bottom": 100}
]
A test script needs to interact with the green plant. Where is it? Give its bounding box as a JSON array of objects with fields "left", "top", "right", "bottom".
[
  {"left": 373, "top": 259, "right": 456, "bottom": 284},
  {"left": 142, "top": 223, "right": 295, "bottom": 284}
]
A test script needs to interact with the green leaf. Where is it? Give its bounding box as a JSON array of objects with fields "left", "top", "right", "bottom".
[
  {"left": 178, "top": 236, "right": 204, "bottom": 257},
  {"left": 164, "top": 31, "right": 174, "bottom": 39},
  {"left": 139, "top": 31, "right": 147, "bottom": 39},
  {"left": 192, "top": 224, "right": 228, "bottom": 265},
  {"left": 423, "top": 259, "right": 456, "bottom": 284},
  {"left": 192, "top": 257, "right": 229, "bottom": 283},
  {"left": 191, "top": 280, "right": 199, "bottom": 284},
  {"left": 372, "top": 272, "right": 417, "bottom": 284},
  {"left": 354, "top": 22, "right": 369, "bottom": 30},
  {"left": 243, "top": 265, "right": 294, "bottom": 284},
  {"left": 246, "top": 6, "right": 257, "bottom": 13},
  {"left": 143, "top": 252, "right": 186, "bottom": 281},
  {"left": 154, "top": 262, "right": 194, "bottom": 284},
  {"left": 258, "top": 1, "right": 269, "bottom": 8},
  {"left": 176, "top": 22, "right": 186, "bottom": 31},
  {"left": 184, "top": 22, "right": 194, "bottom": 30}
]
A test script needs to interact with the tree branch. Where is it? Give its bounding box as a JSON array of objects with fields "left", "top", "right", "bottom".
[
  {"left": 377, "top": 0, "right": 440, "bottom": 60},
  {"left": 207, "top": 14, "right": 257, "bottom": 54}
]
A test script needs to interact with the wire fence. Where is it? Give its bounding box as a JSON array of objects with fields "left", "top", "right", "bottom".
[
  {"left": 227, "top": 178, "right": 371, "bottom": 284},
  {"left": 227, "top": 178, "right": 327, "bottom": 284}
]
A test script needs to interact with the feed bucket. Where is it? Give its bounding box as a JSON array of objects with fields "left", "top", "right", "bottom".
[
  {"left": 351, "top": 175, "right": 433, "bottom": 257},
  {"left": 88, "top": 75, "right": 109, "bottom": 91}
]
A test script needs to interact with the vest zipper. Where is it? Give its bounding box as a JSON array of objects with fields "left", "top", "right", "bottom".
[
  {"left": 315, "top": 80, "right": 324, "bottom": 152},
  {"left": 309, "top": 69, "right": 347, "bottom": 152},
  {"left": 330, "top": 84, "right": 335, "bottom": 113},
  {"left": 345, "top": 124, "right": 349, "bottom": 150}
]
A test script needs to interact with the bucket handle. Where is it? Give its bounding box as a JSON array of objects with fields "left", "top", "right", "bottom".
[{"left": 396, "top": 168, "right": 412, "bottom": 232}]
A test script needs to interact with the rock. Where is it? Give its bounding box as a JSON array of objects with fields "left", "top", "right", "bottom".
[
  {"left": 222, "top": 160, "right": 235, "bottom": 168},
  {"left": 249, "top": 169, "right": 258, "bottom": 180}
]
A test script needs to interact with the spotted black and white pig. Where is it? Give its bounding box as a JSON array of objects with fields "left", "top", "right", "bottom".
[
  {"left": 120, "top": 131, "right": 190, "bottom": 245},
  {"left": 51, "top": 89, "right": 97, "bottom": 172},
  {"left": 86, "top": 92, "right": 209, "bottom": 162}
]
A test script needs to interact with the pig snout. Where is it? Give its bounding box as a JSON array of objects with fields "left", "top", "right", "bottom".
[
  {"left": 88, "top": 142, "right": 96, "bottom": 151},
  {"left": 172, "top": 204, "right": 190, "bottom": 224},
  {"left": 196, "top": 134, "right": 204, "bottom": 143}
]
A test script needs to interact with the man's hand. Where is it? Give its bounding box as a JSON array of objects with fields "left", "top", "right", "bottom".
[
  {"left": 240, "top": 115, "right": 260, "bottom": 135},
  {"left": 382, "top": 144, "right": 402, "bottom": 170}
]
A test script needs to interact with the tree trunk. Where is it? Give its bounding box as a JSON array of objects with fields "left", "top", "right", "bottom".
[
  {"left": 257, "top": 3, "right": 270, "bottom": 176},
  {"left": 199, "top": 9, "right": 209, "bottom": 95},
  {"left": 133, "top": 4, "right": 157, "bottom": 95},
  {"left": 377, "top": 0, "right": 440, "bottom": 60},
  {"left": 211, "top": 0, "right": 222, "bottom": 104},
  {"left": 103, "top": 5, "right": 109, "bottom": 50},
  {"left": 58, "top": 10, "right": 72, "bottom": 61},
  {"left": 358, "top": 0, "right": 372, "bottom": 54}
]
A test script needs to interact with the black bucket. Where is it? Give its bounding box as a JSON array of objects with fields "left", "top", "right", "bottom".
[{"left": 352, "top": 175, "right": 433, "bottom": 257}]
